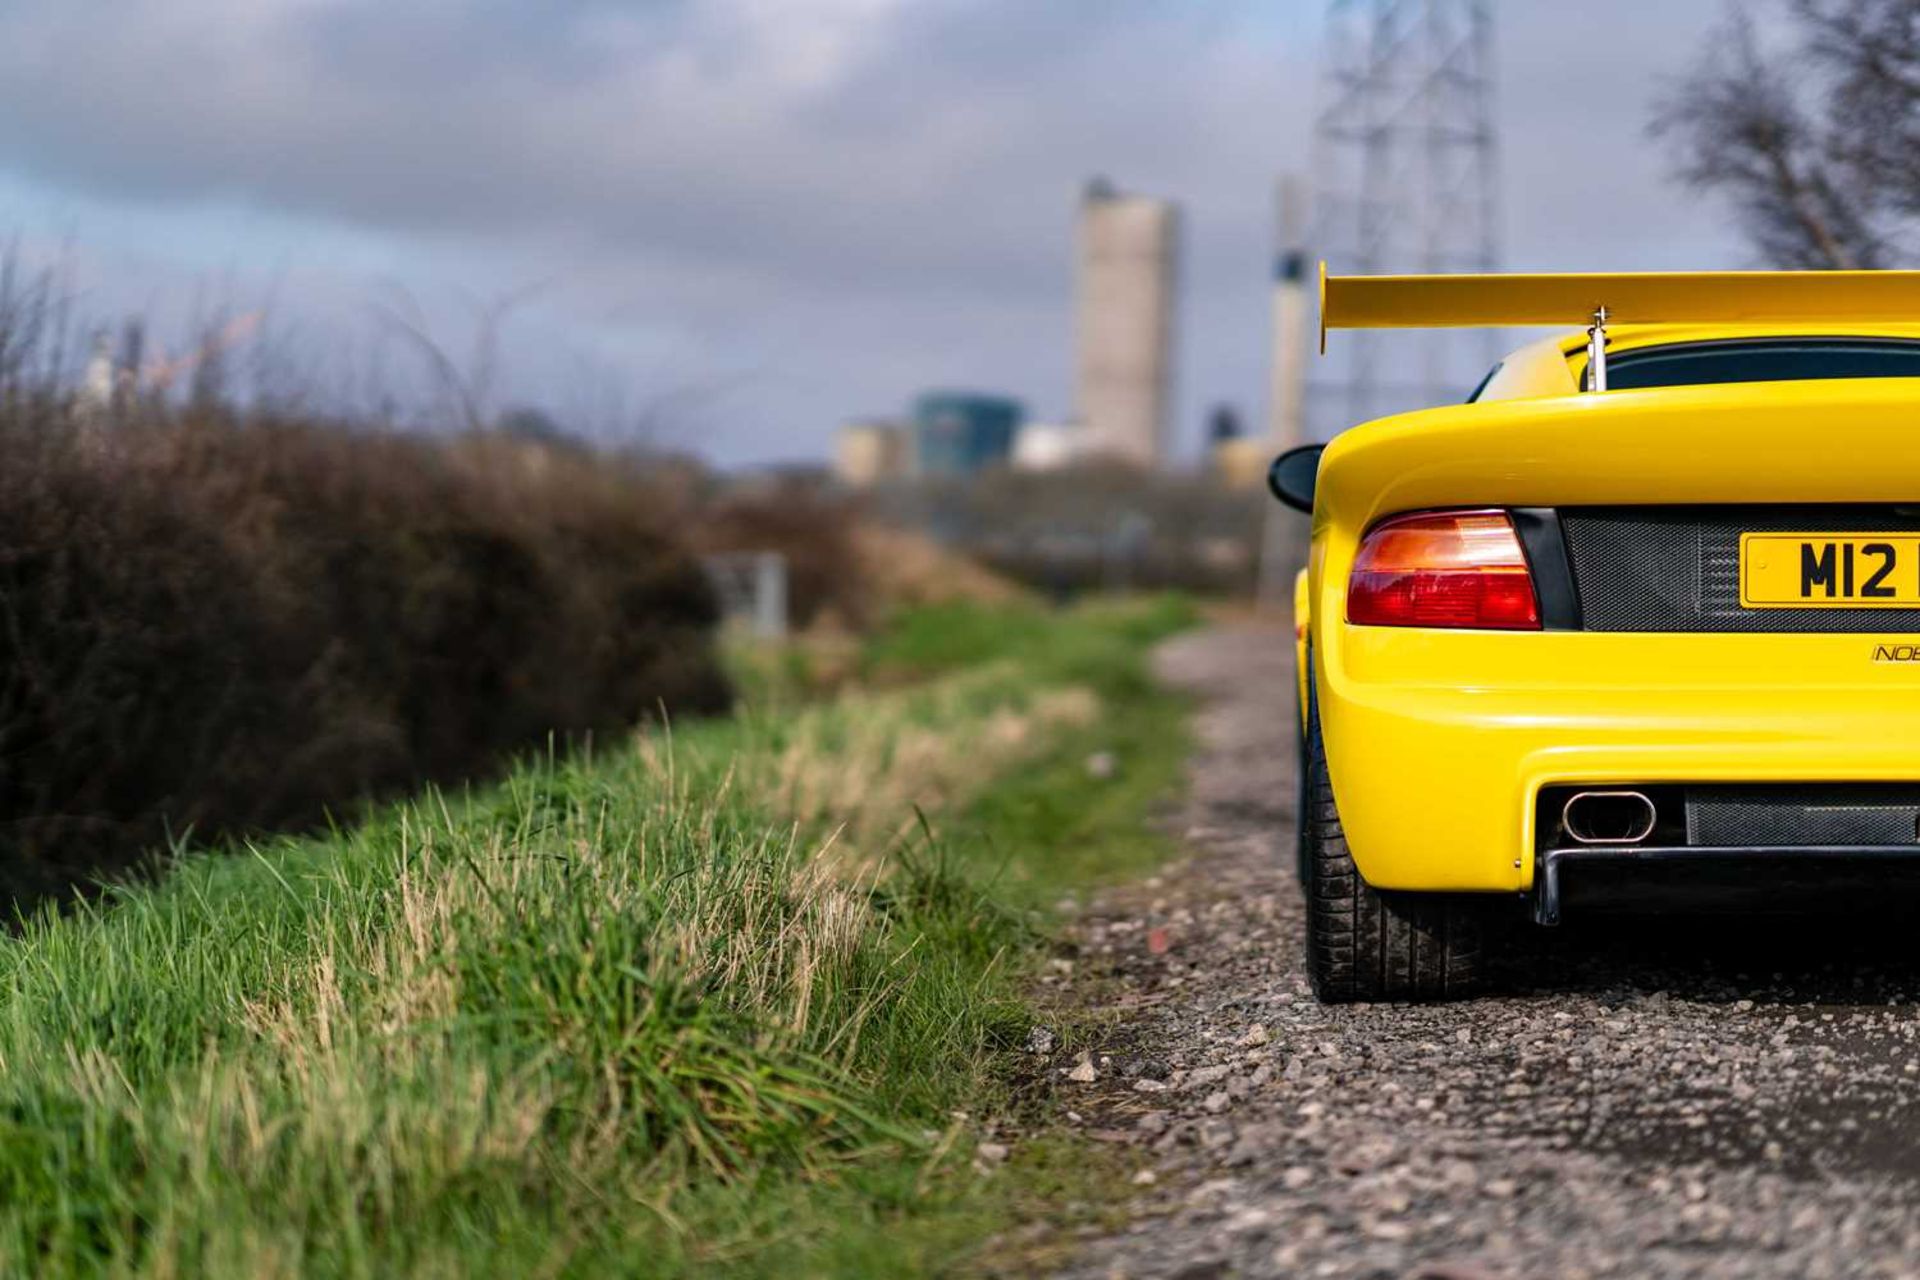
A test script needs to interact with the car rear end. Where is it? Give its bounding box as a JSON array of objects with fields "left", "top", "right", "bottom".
[{"left": 1309, "top": 371, "right": 1920, "bottom": 925}]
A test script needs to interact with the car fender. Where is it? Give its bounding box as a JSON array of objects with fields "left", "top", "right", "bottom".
[{"left": 1293, "top": 567, "right": 1311, "bottom": 733}]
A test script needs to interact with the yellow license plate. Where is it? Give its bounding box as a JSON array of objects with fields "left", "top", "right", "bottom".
[{"left": 1741, "top": 533, "right": 1920, "bottom": 608}]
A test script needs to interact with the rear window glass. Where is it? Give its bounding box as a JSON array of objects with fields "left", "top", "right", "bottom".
[{"left": 1597, "top": 339, "right": 1920, "bottom": 391}]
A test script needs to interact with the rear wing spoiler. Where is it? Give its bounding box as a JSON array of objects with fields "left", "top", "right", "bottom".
[{"left": 1318, "top": 265, "right": 1920, "bottom": 352}]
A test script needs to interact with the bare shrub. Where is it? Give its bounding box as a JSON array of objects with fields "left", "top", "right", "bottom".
[{"left": 0, "top": 416, "right": 729, "bottom": 909}]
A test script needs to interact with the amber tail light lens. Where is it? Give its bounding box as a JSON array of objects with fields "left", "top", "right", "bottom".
[{"left": 1347, "top": 510, "right": 1541, "bottom": 630}]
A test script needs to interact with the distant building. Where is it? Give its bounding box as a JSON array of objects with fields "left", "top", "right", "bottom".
[
  {"left": 1208, "top": 403, "right": 1246, "bottom": 445},
  {"left": 1073, "top": 179, "right": 1180, "bottom": 469},
  {"left": 1012, "top": 421, "right": 1091, "bottom": 472},
  {"left": 835, "top": 419, "right": 910, "bottom": 487},
  {"left": 1207, "top": 402, "right": 1268, "bottom": 490},
  {"left": 76, "top": 331, "right": 115, "bottom": 424},
  {"left": 912, "top": 392, "right": 1023, "bottom": 478},
  {"left": 1212, "top": 438, "right": 1272, "bottom": 492}
]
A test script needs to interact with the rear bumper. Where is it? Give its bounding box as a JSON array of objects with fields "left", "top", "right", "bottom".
[
  {"left": 1533, "top": 845, "right": 1920, "bottom": 925},
  {"left": 1318, "top": 627, "right": 1920, "bottom": 893}
]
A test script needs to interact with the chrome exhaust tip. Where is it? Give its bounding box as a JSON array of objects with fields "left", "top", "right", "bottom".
[{"left": 1561, "top": 790, "right": 1657, "bottom": 846}]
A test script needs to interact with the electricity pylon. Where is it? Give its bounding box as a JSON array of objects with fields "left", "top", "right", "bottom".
[{"left": 1311, "top": 0, "right": 1501, "bottom": 430}]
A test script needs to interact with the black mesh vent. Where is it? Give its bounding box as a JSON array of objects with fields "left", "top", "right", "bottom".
[
  {"left": 1562, "top": 506, "right": 1920, "bottom": 632},
  {"left": 1687, "top": 786, "right": 1920, "bottom": 848}
]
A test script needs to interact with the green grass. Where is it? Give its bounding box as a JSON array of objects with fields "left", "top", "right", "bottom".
[{"left": 0, "top": 599, "right": 1195, "bottom": 1278}]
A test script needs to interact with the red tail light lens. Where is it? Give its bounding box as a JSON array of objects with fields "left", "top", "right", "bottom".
[{"left": 1347, "top": 510, "right": 1541, "bottom": 630}]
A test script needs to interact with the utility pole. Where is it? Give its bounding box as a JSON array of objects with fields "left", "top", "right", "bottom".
[
  {"left": 1311, "top": 0, "right": 1501, "bottom": 430},
  {"left": 1267, "top": 176, "right": 1312, "bottom": 455}
]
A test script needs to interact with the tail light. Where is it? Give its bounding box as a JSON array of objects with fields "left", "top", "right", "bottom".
[{"left": 1347, "top": 510, "right": 1540, "bottom": 630}]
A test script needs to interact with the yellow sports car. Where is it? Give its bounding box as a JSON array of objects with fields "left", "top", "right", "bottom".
[{"left": 1272, "top": 269, "right": 1920, "bottom": 1002}]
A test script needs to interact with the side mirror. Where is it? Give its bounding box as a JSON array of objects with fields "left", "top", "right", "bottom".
[{"left": 1267, "top": 444, "right": 1324, "bottom": 514}]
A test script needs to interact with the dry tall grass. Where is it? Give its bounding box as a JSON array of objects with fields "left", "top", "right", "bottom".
[{"left": 0, "top": 614, "right": 1147, "bottom": 1274}]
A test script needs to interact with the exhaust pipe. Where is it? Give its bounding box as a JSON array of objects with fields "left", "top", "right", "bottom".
[{"left": 1561, "top": 790, "right": 1657, "bottom": 846}]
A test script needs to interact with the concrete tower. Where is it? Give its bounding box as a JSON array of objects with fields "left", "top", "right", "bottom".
[{"left": 1073, "top": 179, "right": 1179, "bottom": 469}]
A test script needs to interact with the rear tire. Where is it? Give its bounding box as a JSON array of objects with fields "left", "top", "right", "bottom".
[{"left": 1300, "top": 681, "right": 1489, "bottom": 1002}]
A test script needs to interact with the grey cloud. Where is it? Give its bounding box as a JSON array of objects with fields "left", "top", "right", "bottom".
[
  {"left": 0, "top": 2, "right": 1742, "bottom": 463},
  {"left": 0, "top": 1, "right": 1283, "bottom": 298}
]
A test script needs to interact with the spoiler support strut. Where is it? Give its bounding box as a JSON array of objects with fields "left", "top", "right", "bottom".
[{"left": 1586, "top": 306, "right": 1610, "bottom": 392}]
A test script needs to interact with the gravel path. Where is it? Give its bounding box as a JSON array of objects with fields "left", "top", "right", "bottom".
[{"left": 1043, "top": 622, "right": 1920, "bottom": 1280}]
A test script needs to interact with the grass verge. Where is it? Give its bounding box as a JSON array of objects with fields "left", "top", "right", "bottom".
[{"left": 0, "top": 597, "right": 1195, "bottom": 1277}]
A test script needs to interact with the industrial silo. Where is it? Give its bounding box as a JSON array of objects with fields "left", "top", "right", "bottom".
[{"left": 1073, "top": 179, "right": 1180, "bottom": 470}]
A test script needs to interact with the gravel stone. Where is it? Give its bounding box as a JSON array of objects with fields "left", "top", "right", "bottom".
[{"left": 1041, "top": 622, "right": 1920, "bottom": 1280}]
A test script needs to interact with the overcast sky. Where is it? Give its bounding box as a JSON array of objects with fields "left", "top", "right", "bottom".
[{"left": 0, "top": 1, "right": 1744, "bottom": 464}]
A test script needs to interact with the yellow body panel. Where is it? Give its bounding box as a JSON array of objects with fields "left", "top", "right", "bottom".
[
  {"left": 1468, "top": 334, "right": 1579, "bottom": 400},
  {"left": 1302, "top": 333, "right": 1920, "bottom": 894},
  {"left": 1293, "top": 568, "right": 1311, "bottom": 729},
  {"left": 1323, "top": 629, "right": 1920, "bottom": 891}
]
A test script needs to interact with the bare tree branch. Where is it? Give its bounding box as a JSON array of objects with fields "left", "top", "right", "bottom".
[
  {"left": 1653, "top": 1, "right": 1919, "bottom": 268},
  {"left": 370, "top": 280, "right": 550, "bottom": 434}
]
